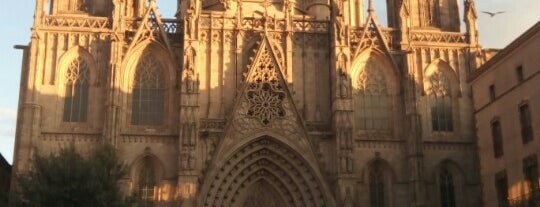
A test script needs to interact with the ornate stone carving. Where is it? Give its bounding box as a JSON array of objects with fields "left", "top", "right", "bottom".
[
  {"left": 203, "top": 138, "right": 325, "bottom": 207},
  {"left": 183, "top": 46, "right": 198, "bottom": 93},
  {"left": 245, "top": 48, "right": 286, "bottom": 125},
  {"left": 427, "top": 71, "right": 451, "bottom": 96},
  {"left": 43, "top": 16, "right": 111, "bottom": 31},
  {"left": 410, "top": 31, "right": 467, "bottom": 44}
]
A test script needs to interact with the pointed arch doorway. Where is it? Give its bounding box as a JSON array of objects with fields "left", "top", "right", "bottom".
[
  {"left": 241, "top": 180, "right": 288, "bottom": 207},
  {"left": 200, "top": 136, "right": 329, "bottom": 207}
]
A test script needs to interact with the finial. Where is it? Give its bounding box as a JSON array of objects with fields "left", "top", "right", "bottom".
[
  {"left": 368, "top": 0, "right": 375, "bottom": 14},
  {"left": 149, "top": 0, "right": 156, "bottom": 6}
]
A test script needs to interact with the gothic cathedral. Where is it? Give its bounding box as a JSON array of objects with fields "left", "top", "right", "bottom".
[{"left": 13, "top": 0, "right": 486, "bottom": 206}]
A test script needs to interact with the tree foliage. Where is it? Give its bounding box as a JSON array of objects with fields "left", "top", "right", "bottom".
[{"left": 16, "top": 144, "right": 133, "bottom": 207}]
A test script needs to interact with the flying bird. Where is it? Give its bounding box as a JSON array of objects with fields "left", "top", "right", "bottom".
[{"left": 482, "top": 11, "right": 506, "bottom": 17}]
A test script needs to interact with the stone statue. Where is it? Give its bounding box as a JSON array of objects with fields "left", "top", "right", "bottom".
[
  {"left": 185, "top": 8, "right": 196, "bottom": 39},
  {"left": 335, "top": 16, "right": 346, "bottom": 44},
  {"left": 339, "top": 71, "right": 350, "bottom": 98},
  {"left": 184, "top": 47, "right": 196, "bottom": 93}
]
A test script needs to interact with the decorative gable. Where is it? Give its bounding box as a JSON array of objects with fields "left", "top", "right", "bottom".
[
  {"left": 127, "top": 1, "right": 172, "bottom": 53},
  {"left": 208, "top": 34, "right": 318, "bottom": 167}
]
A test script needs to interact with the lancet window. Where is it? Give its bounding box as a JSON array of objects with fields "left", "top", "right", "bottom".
[
  {"left": 63, "top": 57, "right": 90, "bottom": 122},
  {"left": 356, "top": 59, "right": 390, "bottom": 131},
  {"left": 138, "top": 157, "right": 157, "bottom": 207},
  {"left": 427, "top": 71, "right": 453, "bottom": 132},
  {"left": 370, "top": 162, "right": 387, "bottom": 207},
  {"left": 440, "top": 169, "right": 456, "bottom": 207},
  {"left": 131, "top": 54, "right": 165, "bottom": 125}
]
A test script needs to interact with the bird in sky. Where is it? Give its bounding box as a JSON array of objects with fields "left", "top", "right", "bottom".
[{"left": 482, "top": 11, "right": 506, "bottom": 17}]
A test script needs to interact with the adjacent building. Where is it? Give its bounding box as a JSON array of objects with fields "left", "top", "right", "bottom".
[
  {"left": 12, "top": 0, "right": 487, "bottom": 206},
  {"left": 470, "top": 21, "right": 540, "bottom": 207},
  {"left": 0, "top": 153, "right": 11, "bottom": 205}
]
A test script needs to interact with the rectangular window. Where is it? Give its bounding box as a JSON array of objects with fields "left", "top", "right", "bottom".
[
  {"left": 520, "top": 104, "right": 534, "bottom": 143},
  {"left": 523, "top": 155, "right": 540, "bottom": 206},
  {"left": 516, "top": 65, "right": 524, "bottom": 83},
  {"left": 495, "top": 171, "right": 509, "bottom": 207},
  {"left": 489, "top": 84, "right": 496, "bottom": 101},
  {"left": 492, "top": 120, "right": 504, "bottom": 158}
]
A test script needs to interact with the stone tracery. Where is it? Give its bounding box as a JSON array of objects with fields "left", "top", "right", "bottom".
[{"left": 245, "top": 43, "right": 286, "bottom": 125}]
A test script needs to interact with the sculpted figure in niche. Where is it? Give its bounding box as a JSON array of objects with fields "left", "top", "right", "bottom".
[
  {"left": 339, "top": 70, "right": 350, "bottom": 98},
  {"left": 183, "top": 47, "right": 197, "bottom": 93},
  {"left": 335, "top": 16, "right": 346, "bottom": 44},
  {"left": 185, "top": 7, "right": 196, "bottom": 39},
  {"left": 421, "top": 0, "right": 434, "bottom": 26}
]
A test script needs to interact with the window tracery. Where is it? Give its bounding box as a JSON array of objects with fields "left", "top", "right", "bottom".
[
  {"left": 63, "top": 57, "right": 90, "bottom": 122},
  {"left": 245, "top": 48, "right": 286, "bottom": 125},
  {"left": 355, "top": 59, "right": 390, "bottom": 131},
  {"left": 427, "top": 71, "right": 453, "bottom": 132},
  {"left": 131, "top": 53, "right": 166, "bottom": 125}
]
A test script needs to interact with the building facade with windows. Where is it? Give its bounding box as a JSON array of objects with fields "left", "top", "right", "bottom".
[
  {"left": 470, "top": 21, "right": 540, "bottom": 207},
  {"left": 12, "top": 0, "right": 486, "bottom": 206}
]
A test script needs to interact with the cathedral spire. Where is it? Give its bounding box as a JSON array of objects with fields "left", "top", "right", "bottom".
[{"left": 367, "top": 0, "right": 375, "bottom": 14}]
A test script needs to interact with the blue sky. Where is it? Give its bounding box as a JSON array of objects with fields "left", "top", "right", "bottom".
[{"left": 0, "top": 1, "right": 539, "bottom": 164}]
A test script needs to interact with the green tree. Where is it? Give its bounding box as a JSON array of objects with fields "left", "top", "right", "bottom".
[{"left": 16, "top": 143, "right": 133, "bottom": 207}]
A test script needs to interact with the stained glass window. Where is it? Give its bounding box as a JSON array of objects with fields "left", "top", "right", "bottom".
[
  {"left": 428, "top": 71, "right": 453, "bottom": 132},
  {"left": 356, "top": 59, "right": 390, "bottom": 131},
  {"left": 63, "top": 57, "right": 90, "bottom": 122},
  {"left": 131, "top": 54, "right": 165, "bottom": 125}
]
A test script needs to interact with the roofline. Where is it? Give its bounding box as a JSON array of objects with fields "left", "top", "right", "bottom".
[
  {"left": 469, "top": 21, "right": 540, "bottom": 82},
  {"left": 0, "top": 153, "right": 11, "bottom": 171}
]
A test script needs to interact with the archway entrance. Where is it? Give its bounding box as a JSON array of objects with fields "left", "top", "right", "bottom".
[
  {"left": 242, "top": 180, "right": 288, "bottom": 207},
  {"left": 201, "top": 137, "right": 327, "bottom": 207}
]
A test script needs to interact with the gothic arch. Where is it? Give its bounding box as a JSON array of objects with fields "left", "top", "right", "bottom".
[
  {"left": 121, "top": 40, "right": 176, "bottom": 90},
  {"left": 423, "top": 60, "right": 460, "bottom": 132},
  {"left": 362, "top": 158, "right": 397, "bottom": 207},
  {"left": 363, "top": 158, "right": 397, "bottom": 182},
  {"left": 130, "top": 152, "right": 166, "bottom": 204},
  {"left": 199, "top": 136, "right": 331, "bottom": 207},
  {"left": 56, "top": 46, "right": 97, "bottom": 88},
  {"left": 130, "top": 153, "right": 165, "bottom": 186},
  {"left": 424, "top": 59, "right": 459, "bottom": 96},
  {"left": 121, "top": 40, "right": 177, "bottom": 128},
  {"left": 429, "top": 159, "right": 467, "bottom": 207},
  {"left": 351, "top": 50, "right": 399, "bottom": 95},
  {"left": 55, "top": 46, "right": 99, "bottom": 123},
  {"left": 351, "top": 50, "right": 400, "bottom": 133}
]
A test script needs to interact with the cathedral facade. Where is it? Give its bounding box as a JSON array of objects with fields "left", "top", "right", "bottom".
[{"left": 12, "top": 0, "right": 486, "bottom": 206}]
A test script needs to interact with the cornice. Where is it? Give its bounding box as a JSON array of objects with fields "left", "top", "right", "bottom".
[{"left": 469, "top": 21, "right": 540, "bottom": 82}]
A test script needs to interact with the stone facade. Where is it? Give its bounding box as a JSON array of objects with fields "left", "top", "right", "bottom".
[
  {"left": 470, "top": 21, "right": 540, "bottom": 207},
  {"left": 12, "top": 0, "right": 487, "bottom": 206}
]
